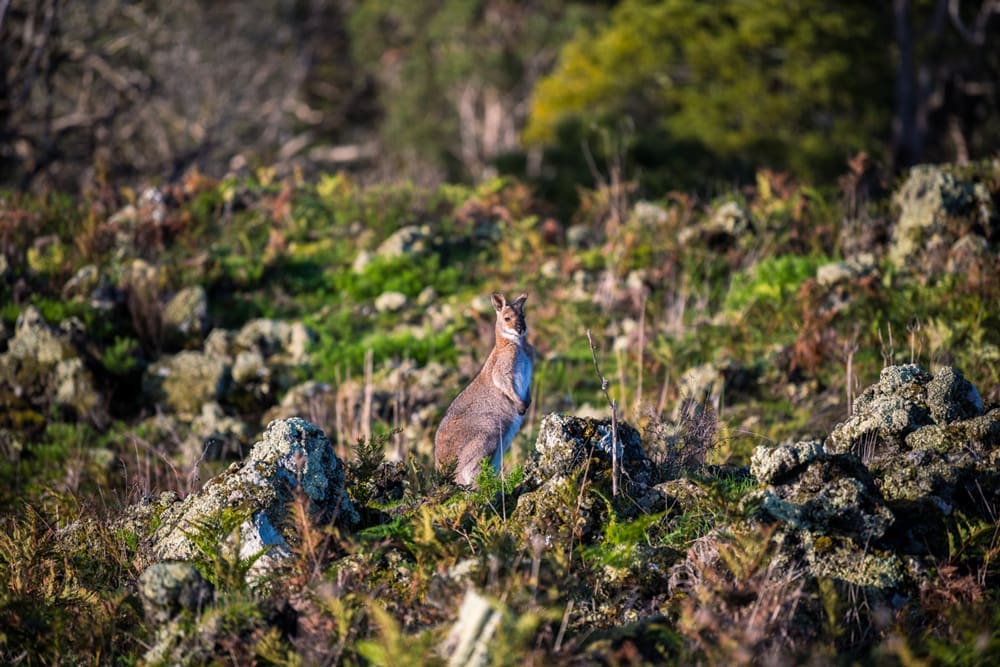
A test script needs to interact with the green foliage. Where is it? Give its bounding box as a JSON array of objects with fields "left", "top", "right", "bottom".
[
  {"left": 527, "top": 0, "right": 892, "bottom": 183},
  {"left": 349, "top": 1, "right": 600, "bottom": 180},
  {"left": 183, "top": 507, "right": 269, "bottom": 590},
  {"left": 725, "top": 253, "right": 829, "bottom": 314},
  {"left": 340, "top": 253, "right": 462, "bottom": 302},
  {"left": 102, "top": 336, "right": 142, "bottom": 375}
]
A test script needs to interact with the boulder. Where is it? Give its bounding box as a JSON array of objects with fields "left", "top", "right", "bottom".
[
  {"left": 526, "top": 413, "right": 650, "bottom": 486},
  {"left": 138, "top": 562, "right": 213, "bottom": 625},
  {"left": 150, "top": 418, "right": 357, "bottom": 572},
  {"left": 233, "top": 318, "right": 311, "bottom": 364},
  {"left": 514, "top": 414, "right": 653, "bottom": 545},
  {"left": 889, "top": 164, "right": 995, "bottom": 271},
  {"left": 374, "top": 224, "right": 430, "bottom": 260},
  {"left": 143, "top": 350, "right": 229, "bottom": 417},
  {"left": 184, "top": 401, "right": 252, "bottom": 463},
  {"left": 162, "top": 286, "right": 208, "bottom": 347},
  {"left": 0, "top": 306, "right": 103, "bottom": 420},
  {"left": 751, "top": 440, "right": 906, "bottom": 591},
  {"left": 826, "top": 364, "right": 997, "bottom": 511}
]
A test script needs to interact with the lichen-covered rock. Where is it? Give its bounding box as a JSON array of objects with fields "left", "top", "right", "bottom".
[
  {"left": 150, "top": 418, "right": 356, "bottom": 570},
  {"left": 750, "top": 440, "right": 825, "bottom": 486},
  {"left": 143, "top": 350, "right": 229, "bottom": 416},
  {"left": 924, "top": 366, "right": 983, "bottom": 424},
  {"left": 889, "top": 164, "right": 996, "bottom": 270},
  {"left": 829, "top": 364, "right": 937, "bottom": 455},
  {"left": 162, "top": 286, "right": 208, "bottom": 347},
  {"left": 827, "top": 365, "right": 997, "bottom": 513},
  {"left": 755, "top": 442, "right": 892, "bottom": 542},
  {"left": 184, "top": 401, "right": 251, "bottom": 463},
  {"left": 374, "top": 224, "right": 430, "bottom": 260},
  {"left": 262, "top": 381, "right": 335, "bottom": 425},
  {"left": 815, "top": 253, "right": 877, "bottom": 288},
  {"left": 527, "top": 413, "right": 650, "bottom": 486},
  {"left": 514, "top": 414, "right": 653, "bottom": 545},
  {"left": 374, "top": 290, "right": 408, "bottom": 313},
  {"left": 231, "top": 349, "right": 267, "bottom": 384},
  {"left": 61, "top": 264, "right": 101, "bottom": 301},
  {"left": 678, "top": 201, "right": 753, "bottom": 250},
  {"left": 752, "top": 440, "right": 905, "bottom": 591},
  {"left": 0, "top": 306, "right": 103, "bottom": 420},
  {"left": 233, "top": 318, "right": 311, "bottom": 364},
  {"left": 138, "top": 562, "right": 213, "bottom": 625}
]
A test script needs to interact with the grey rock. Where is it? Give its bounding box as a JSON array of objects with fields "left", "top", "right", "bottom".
[
  {"left": 231, "top": 349, "right": 267, "bottom": 385},
  {"left": 529, "top": 413, "right": 648, "bottom": 485},
  {"left": 138, "top": 562, "right": 213, "bottom": 625},
  {"left": 186, "top": 401, "right": 251, "bottom": 463},
  {"left": 143, "top": 351, "right": 229, "bottom": 417},
  {"left": 440, "top": 589, "right": 502, "bottom": 667},
  {"left": 262, "top": 380, "right": 335, "bottom": 425},
  {"left": 829, "top": 364, "right": 999, "bottom": 514},
  {"left": 750, "top": 440, "right": 825, "bottom": 486},
  {"left": 162, "top": 286, "right": 208, "bottom": 345},
  {"left": 0, "top": 306, "right": 102, "bottom": 420},
  {"left": 375, "top": 224, "right": 429, "bottom": 259},
  {"left": 374, "top": 290, "right": 408, "bottom": 313},
  {"left": 889, "top": 164, "right": 994, "bottom": 268},
  {"left": 925, "top": 366, "right": 983, "bottom": 424},
  {"left": 150, "top": 418, "right": 356, "bottom": 571},
  {"left": 708, "top": 201, "right": 752, "bottom": 236},
  {"left": 234, "top": 318, "right": 311, "bottom": 364},
  {"left": 514, "top": 414, "right": 652, "bottom": 545}
]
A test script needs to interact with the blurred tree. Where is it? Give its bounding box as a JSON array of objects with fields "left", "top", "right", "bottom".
[
  {"left": 0, "top": 0, "right": 373, "bottom": 192},
  {"left": 525, "top": 0, "right": 895, "bottom": 185},
  {"left": 892, "top": 0, "right": 1000, "bottom": 167},
  {"left": 348, "top": 0, "right": 604, "bottom": 184},
  {"left": 525, "top": 0, "right": 999, "bottom": 188}
]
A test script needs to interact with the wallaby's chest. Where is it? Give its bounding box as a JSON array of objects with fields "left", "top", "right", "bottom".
[{"left": 511, "top": 345, "right": 533, "bottom": 401}]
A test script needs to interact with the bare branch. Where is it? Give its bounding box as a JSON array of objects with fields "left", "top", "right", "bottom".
[{"left": 586, "top": 329, "right": 619, "bottom": 497}]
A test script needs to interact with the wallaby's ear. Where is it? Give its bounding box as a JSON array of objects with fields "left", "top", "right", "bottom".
[
  {"left": 491, "top": 292, "right": 506, "bottom": 312},
  {"left": 510, "top": 293, "right": 528, "bottom": 310}
]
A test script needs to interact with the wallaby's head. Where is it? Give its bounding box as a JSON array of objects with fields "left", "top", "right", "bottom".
[{"left": 491, "top": 292, "right": 528, "bottom": 341}]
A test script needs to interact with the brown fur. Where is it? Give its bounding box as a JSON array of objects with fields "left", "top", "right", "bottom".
[{"left": 434, "top": 292, "right": 534, "bottom": 486}]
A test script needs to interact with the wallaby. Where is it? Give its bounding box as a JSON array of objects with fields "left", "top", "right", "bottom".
[{"left": 434, "top": 292, "right": 534, "bottom": 486}]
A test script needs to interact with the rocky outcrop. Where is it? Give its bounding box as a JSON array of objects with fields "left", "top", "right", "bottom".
[
  {"left": 827, "top": 364, "right": 997, "bottom": 508},
  {"left": 750, "top": 364, "right": 999, "bottom": 593},
  {"left": 162, "top": 286, "right": 208, "bottom": 347},
  {"left": 143, "top": 350, "right": 229, "bottom": 417},
  {"left": 889, "top": 164, "right": 997, "bottom": 272},
  {"left": 0, "top": 306, "right": 103, "bottom": 421},
  {"left": 514, "top": 414, "right": 653, "bottom": 544},
  {"left": 751, "top": 440, "right": 905, "bottom": 591},
  {"left": 149, "top": 418, "right": 356, "bottom": 574}
]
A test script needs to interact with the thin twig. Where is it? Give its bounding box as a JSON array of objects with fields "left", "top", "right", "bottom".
[
  {"left": 554, "top": 599, "right": 574, "bottom": 652},
  {"left": 586, "top": 329, "right": 619, "bottom": 497}
]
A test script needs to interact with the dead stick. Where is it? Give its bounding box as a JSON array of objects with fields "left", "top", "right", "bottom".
[{"left": 586, "top": 329, "right": 619, "bottom": 497}]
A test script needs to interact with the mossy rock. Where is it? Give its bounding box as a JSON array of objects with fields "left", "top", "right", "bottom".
[
  {"left": 143, "top": 350, "right": 230, "bottom": 417},
  {"left": 149, "top": 418, "right": 356, "bottom": 570}
]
